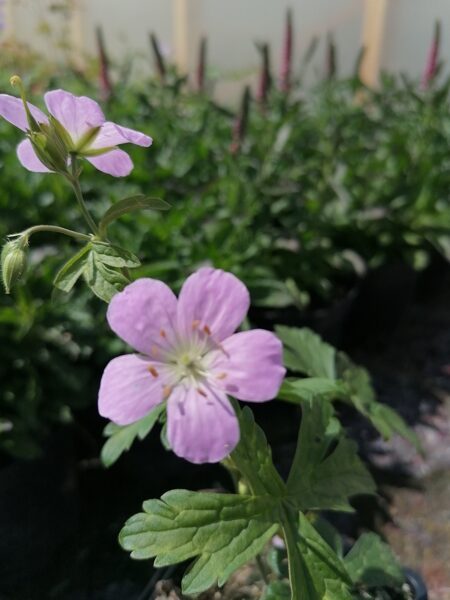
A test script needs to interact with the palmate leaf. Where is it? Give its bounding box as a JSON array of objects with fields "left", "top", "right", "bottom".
[
  {"left": 275, "top": 326, "right": 336, "bottom": 379},
  {"left": 279, "top": 377, "right": 346, "bottom": 404},
  {"left": 120, "top": 401, "right": 374, "bottom": 597},
  {"left": 276, "top": 326, "right": 419, "bottom": 449},
  {"left": 344, "top": 532, "right": 404, "bottom": 589},
  {"left": 287, "top": 400, "right": 376, "bottom": 511},
  {"left": 101, "top": 404, "right": 164, "bottom": 468},
  {"left": 53, "top": 241, "right": 140, "bottom": 301},
  {"left": 120, "top": 490, "right": 280, "bottom": 596},
  {"left": 91, "top": 241, "right": 141, "bottom": 268},
  {"left": 84, "top": 245, "right": 130, "bottom": 302}
]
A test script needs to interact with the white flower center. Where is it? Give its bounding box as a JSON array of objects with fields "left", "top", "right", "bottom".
[{"left": 146, "top": 322, "right": 229, "bottom": 398}]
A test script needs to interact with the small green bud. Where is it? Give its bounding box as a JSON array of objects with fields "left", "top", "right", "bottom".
[{"left": 1, "top": 238, "right": 28, "bottom": 294}]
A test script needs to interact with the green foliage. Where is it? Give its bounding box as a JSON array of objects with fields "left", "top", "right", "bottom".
[
  {"left": 262, "top": 581, "right": 291, "bottom": 600},
  {"left": 287, "top": 400, "right": 376, "bottom": 511},
  {"left": 120, "top": 490, "right": 280, "bottom": 596},
  {"left": 0, "top": 66, "right": 446, "bottom": 457},
  {"left": 98, "top": 194, "right": 170, "bottom": 237},
  {"left": 101, "top": 403, "right": 165, "bottom": 467},
  {"left": 344, "top": 533, "right": 404, "bottom": 589},
  {"left": 276, "top": 326, "right": 337, "bottom": 379},
  {"left": 120, "top": 404, "right": 377, "bottom": 597},
  {"left": 277, "top": 326, "right": 419, "bottom": 449},
  {"left": 55, "top": 240, "right": 140, "bottom": 302}
]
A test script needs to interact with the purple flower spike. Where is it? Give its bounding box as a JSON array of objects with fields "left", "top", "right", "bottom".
[
  {"left": 98, "top": 268, "right": 286, "bottom": 464},
  {"left": 0, "top": 89, "right": 152, "bottom": 176}
]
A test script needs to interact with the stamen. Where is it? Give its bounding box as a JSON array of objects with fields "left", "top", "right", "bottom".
[
  {"left": 160, "top": 329, "right": 167, "bottom": 338},
  {"left": 192, "top": 320, "right": 200, "bottom": 330},
  {"left": 163, "top": 385, "right": 172, "bottom": 399},
  {"left": 197, "top": 388, "right": 207, "bottom": 397},
  {"left": 203, "top": 325, "right": 211, "bottom": 335},
  {"left": 148, "top": 366, "right": 159, "bottom": 378},
  {"left": 150, "top": 345, "right": 159, "bottom": 358},
  {"left": 216, "top": 372, "right": 227, "bottom": 380}
]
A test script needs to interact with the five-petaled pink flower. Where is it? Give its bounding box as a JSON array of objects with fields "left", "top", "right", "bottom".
[
  {"left": 0, "top": 89, "right": 152, "bottom": 176},
  {"left": 98, "top": 268, "right": 286, "bottom": 463}
]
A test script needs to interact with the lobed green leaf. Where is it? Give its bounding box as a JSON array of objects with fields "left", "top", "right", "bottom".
[
  {"left": 344, "top": 532, "right": 405, "bottom": 589},
  {"left": 287, "top": 400, "right": 376, "bottom": 511},
  {"left": 275, "top": 326, "right": 336, "bottom": 379},
  {"left": 120, "top": 489, "right": 280, "bottom": 596}
]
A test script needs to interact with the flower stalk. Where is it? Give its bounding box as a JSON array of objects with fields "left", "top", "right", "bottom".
[
  {"left": 196, "top": 36, "right": 207, "bottom": 93},
  {"left": 422, "top": 20, "right": 441, "bottom": 90},
  {"left": 230, "top": 86, "right": 251, "bottom": 155},
  {"left": 149, "top": 32, "right": 167, "bottom": 82},
  {"left": 280, "top": 9, "right": 293, "bottom": 93},
  {"left": 326, "top": 32, "right": 337, "bottom": 81},
  {"left": 96, "top": 26, "right": 113, "bottom": 102},
  {"left": 256, "top": 43, "right": 272, "bottom": 109}
]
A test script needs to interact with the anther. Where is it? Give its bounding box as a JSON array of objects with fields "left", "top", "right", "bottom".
[
  {"left": 163, "top": 385, "right": 172, "bottom": 399},
  {"left": 192, "top": 320, "right": 200, "bottom": 330},
  {"left": 160, "top": 329, "right": 167, "bottom": 338},
  {"left": 148, "top": 366, "right": 159, "bottom": 378},
  {"left": 151, "top": 345, "right": 159, "bottom": 358},
  {"left": 197, "top": 388, "right": 207, "bottom": 397},
  {"left": 203, "top": 325, "right": 211, "bottom": 335},
  {"left": 216, "top": 372, "right": 227, "bottom": 380}
]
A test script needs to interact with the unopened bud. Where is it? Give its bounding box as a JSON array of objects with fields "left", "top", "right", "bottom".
[
  {"left": 1, "top": 238, "right": 28, "bottom": 294},
  {"left": 10, "top": 75, "right": 22, "bottom": 88}
]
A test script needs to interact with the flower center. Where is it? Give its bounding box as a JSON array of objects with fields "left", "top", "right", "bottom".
[{"left": 175, "top": 351, "right": 207, "bottom": 383}]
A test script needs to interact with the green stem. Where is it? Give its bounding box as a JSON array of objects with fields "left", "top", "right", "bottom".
[
  {"left": 280, "top": 507, "right": 303, "bottom": 599},
  {"left": 17, "top": 225, "right": 91, "bottom": 242},
  {"left": 68, "top": 156, "right": 99, "bottom": 235}
]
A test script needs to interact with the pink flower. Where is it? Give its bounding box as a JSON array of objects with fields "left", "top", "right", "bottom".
[
  {"left": 98, "top": 268, "right": 286, "bottom": 464},
  {"left": 0, "top": 89, "right": 152, "bottom": 176}
]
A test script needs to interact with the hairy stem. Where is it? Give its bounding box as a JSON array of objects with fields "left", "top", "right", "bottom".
[{"left": 16, "top": 225, "right": 91, "bottom": 242}]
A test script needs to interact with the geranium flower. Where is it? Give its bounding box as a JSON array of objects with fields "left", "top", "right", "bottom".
[
  {"left": 0, "top": 89, "right": 152, "bottom": 176},
  {"left": 98, "top": 268, "right": 286, "bottom": 463}
]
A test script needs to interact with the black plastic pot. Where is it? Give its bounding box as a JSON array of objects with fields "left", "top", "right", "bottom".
[{"left": 404, "top": 568, "right": 428, "bottom": 600}]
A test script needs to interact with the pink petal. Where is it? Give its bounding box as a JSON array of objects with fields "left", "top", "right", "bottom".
[
  {"left": 177, "top": 268, "right": 250, "bottom": 342},
  {"left": 0, "top": 94, "right": 48, "bottom": 131},
  {"left": 85, "top": 148, "right": 133, "bottom": 177},
  {"left": 44, "top": 89, "right": 105, "bottom": 143},
  {"left": 90, "top": 121, "right": 152, "bottom": 149},
  {"left": 213, "top": 330, "right": 286, "bottom": 402},
  {"left": 16, "top": 139, "right": 52, "bottom": 173},
  {"left": 107, "top": 278, "right": 178, "bottom": 356},
  {"left": 98, "top": 354, "right": 168, "bottom": 425},
  {"left": 167, "top": 385, "right": 239, "bottom": 463}
]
